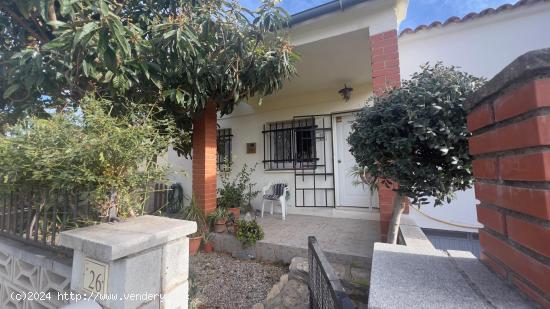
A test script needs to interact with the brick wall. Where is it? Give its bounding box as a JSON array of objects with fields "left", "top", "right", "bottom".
[
  {"left": 465, "top": 49, "right": 550, "bottom": 307},
  {"left": 192, "top": 100, "right": 217, "bottom": 215},
  {"left": 370, "top": 30, "right": 407, "bottom": 241},
  {"left": 370, "top": 30, "right": 400, "bottom": 96}
]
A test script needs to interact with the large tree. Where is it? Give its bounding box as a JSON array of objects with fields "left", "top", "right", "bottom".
[
  {"left": 348, "top": 63, "right": 484, "bottom": 244},
  {"left": 0, "top": 0, "right": 297, "bottom": 154}
]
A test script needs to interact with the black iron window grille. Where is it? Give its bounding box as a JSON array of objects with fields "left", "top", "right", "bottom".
[
  {"left": 217, "top": 128, "right": 233, "bottom": 171},
  {"left": 262, "top": 118, "right": 317, "bottom": 170}
]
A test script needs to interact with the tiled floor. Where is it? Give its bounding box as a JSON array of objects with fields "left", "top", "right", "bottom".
[{"left": 256, "top": 214, "right": 380, "bottom": 260}]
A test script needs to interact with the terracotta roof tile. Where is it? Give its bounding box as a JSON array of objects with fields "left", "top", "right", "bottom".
[{"left": 400, "top": 0, "right": 547, "bottom": 37}]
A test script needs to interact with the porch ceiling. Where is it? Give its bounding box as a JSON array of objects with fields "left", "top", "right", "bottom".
[{"left": 267, "top": 28, "right": 372, "bottom": 101}]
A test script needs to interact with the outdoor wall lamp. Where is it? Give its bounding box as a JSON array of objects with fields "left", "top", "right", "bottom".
[{"left": 339, "top": 84, "right": 353, "bottom": 101}]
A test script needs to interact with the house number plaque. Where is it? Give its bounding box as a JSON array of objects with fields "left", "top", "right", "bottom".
[{"left": 83, "top": 258, "right": 109, "bottom": 295}]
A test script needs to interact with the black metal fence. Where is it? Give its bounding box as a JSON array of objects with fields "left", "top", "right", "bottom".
[
  {"left": 0, "top": 187, "right": 97, "bottom": 255},
  {"left": 308, "top": 236, "right": 355, "bottom": 309},
  {"left": 147, "top": 183, "right": 186, "bottom": 214},
  {"left": 0, "top": 183, "right": 184, "bottom": 254}
]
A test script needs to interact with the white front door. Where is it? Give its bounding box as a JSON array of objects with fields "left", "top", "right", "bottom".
[{"left": 334, "top": 114, "right": 377, "bottom": 208}]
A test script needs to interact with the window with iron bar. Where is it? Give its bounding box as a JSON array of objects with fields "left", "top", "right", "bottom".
[
  {"left": 217, "top": 128, "right": 232, "bottom": 171},
  {"left": 262, "top": 118, "right": 317, "bottom": 170}
]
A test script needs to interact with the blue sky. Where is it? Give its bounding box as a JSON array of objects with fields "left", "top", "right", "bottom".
[{"left": 239, "top": 0, "right": 518, "bottom": 30}]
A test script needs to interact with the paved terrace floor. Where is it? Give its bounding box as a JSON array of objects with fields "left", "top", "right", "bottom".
[{"left": 256, "top": 214, "right": 380, "bottom": 266}]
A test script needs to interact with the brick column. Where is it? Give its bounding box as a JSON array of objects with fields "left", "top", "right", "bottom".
[
  {"left": 370, "top": 30, "right": 400, "bottom": 95},
  {"left": 466, "top": 49, "right": 550, "bottom": 307},
  {"left": 370, "top": 29, "right": 403, "bottom": 241},
  {"left": 192, "top": 100, "right": 217, "bottom": 215}
]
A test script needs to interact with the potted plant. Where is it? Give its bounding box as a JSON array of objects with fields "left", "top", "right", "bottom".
[
  {"left": 180, "top": 197, "right": 206, "bottom": 256},
  {"left": 228, "top": 206, "right": 241, "bottom": 220},
  {"left": 235, "top": 219, "right": 264, "bottom": 247},
  {"left": 202, "top": 232, "right": 214, "bottom": 253},
  {"left": 208, "top": 208, "right": 229, "bottom": 233},
  {"left": 226, "top": 212, "right": 236, "bottom": 234},
  {"left": 218, "top": 164, "right": 261, "bottom": 219}
]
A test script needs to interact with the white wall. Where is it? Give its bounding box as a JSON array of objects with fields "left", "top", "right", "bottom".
[
  {"left": 165, "top": 83, "right": 376, "bottom": 218},
  {"left": 399, "top": 1, "right": 550, "bottom": 232},
  {"left": 400, "top": 2, "right": 550, "bottom": 79}
]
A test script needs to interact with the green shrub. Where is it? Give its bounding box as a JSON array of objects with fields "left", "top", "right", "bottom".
[
  {"left": 235, "top": 219, "right": 264, "bottom": 247},
  {"left": 0, "top": 96, "right": 175, "bottom": 219},
  {"left": 218, "top": 164, "right": 260, "bottom": 211},
  {"left": 347, "top": 63, "right": 484, "bottom": 243},
  {"left": 348, "top": 63, "right": 484, "bottom": 206}
]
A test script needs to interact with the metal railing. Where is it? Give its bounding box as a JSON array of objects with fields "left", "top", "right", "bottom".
[
  {"left": 308, "top": 236, "right": 355, "bottom": 309},
  {"left": 0, "top": 187, "right": 97, "bottom": 255},
  {"left": 147, "top": 183, "right": 185, "bottom": 215},
  {"left": 0, "top": 183, "right": 184, "bottom": 255}
]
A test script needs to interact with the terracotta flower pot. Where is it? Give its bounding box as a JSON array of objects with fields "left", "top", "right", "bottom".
[
  {"left": 203, "top": 242, "right": 214, "bottom": 253},
  {"left": 214, "top": 219, "right": 227, "bottom": 233},
  {"left": 228, "top": 207, "right": 240, "bottom": 220},
  {"left": 189, "top": 236, "right": 202, "bottom": 256}
]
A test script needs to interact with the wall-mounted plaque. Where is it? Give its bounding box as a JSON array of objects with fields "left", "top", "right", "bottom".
[
  {"left": 246, "top": 143, "right": 256, "bottom": 154},
  {"left": 83, "top": 258, "right": 109, "bottom": 295}
]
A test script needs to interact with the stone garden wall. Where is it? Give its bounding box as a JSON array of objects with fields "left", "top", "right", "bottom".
[
  {"left": 0, "top": 236, "right": 72, "bottom": 309},
  {"left": 0, "top": 215, "right": 197, "bottom": 309}
]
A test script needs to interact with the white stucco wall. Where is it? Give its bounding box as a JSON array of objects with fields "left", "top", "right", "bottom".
[
  {"left": 398, "top": 1, "right": 550, "bottom": 232},
  {"left": 164, "top": 84, "right": 381, "bottom": 219},
  {"left": 164, "top": 1, "right": 550, "bottom": 229}
]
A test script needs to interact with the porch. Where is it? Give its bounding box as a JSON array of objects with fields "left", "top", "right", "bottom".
[
  {"left": 212, "top": 213, "right": 380, "bottom": 268},
  {"left": 166, "top": 0, "right": 407, "bottom": 241}
]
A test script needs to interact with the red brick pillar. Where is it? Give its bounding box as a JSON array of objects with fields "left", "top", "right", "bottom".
[
  {"left": 192, "top": 100, "right": 217, "bottom": 216},
  {"left": 370, "top": 29, "right": 403, "bottom": 241},
  {"left": 466, "top": 50, "right": 550, "bottom": 307}
]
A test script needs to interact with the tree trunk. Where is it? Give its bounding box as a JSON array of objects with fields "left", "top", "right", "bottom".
[{"left": 387, "top": 191, "right": 405, "bottom": 244}]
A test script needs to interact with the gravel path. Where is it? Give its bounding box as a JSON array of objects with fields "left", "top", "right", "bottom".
[{"left": 190, "top": 252, "right": 287, "bottom": 308}]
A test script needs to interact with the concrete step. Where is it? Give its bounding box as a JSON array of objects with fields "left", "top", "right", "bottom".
[{"left": 211, "top": 233, "right": 371, "bottom": 268}]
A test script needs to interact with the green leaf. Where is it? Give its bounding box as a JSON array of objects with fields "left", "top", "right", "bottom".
[
  {"left": 175, "top": 90, "right": 184, "bottom": 104},
  {"left": 47, "top": 20, "right": 66, "bottom": 28},
  {"left": 82, "top": 60, "right": 90, "bottom": 77},
  {"left": 43, "top": 37, "right": 68, "bottom": 50},
  {"left": 74, "top": 22, "right": 98, "bottom": 45},
  {"left": 103, "top": 47, "right": 117, "bottom": 70},
  {"left": 3, "top": 84, "right": 20, "bottom": 99},
  {"left": 99, "top": 0, "right": 109, "bottom": 17},
  {"left": 108, "top": 17, "right": 131, "bottom": 56}
]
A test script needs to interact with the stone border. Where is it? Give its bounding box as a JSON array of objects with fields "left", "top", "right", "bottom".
[{"left": 398, "top": 216, "right": 436, "bottom": 250}]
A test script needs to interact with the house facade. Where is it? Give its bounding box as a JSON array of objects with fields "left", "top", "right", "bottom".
[{"left": 165, "top": 0, "right": 550, "bottom": 236}]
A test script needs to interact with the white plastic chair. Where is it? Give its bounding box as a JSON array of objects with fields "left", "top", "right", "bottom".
[{"left": 261, "top": 181, "right": 289, "bottom": 220}]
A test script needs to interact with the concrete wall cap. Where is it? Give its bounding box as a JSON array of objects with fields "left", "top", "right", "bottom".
[
  {"left": 464, "top": 48, "right": 550, "bottom": 111},
  {"left": 59, "top": 215, "right": 197, "bottom": 261}
]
